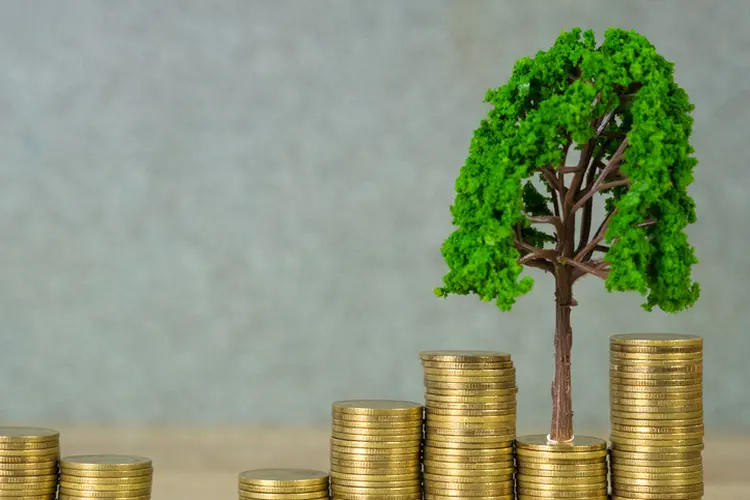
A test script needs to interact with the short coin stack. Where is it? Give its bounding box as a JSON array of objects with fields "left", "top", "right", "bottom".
[
  {"left": 238, "top": 469, "right": 329, "bottom": 500},
  {"left": 609, "top": 333, "right": 704, "bottom": 500},
  {"left": 59, "top": 454, "right": 153, "bottom": 500},
  {"left": 515, "top": 435, "right": 608, "bottom": 500},
  {"left": 420, "top": 350, "right": 516, "bottom": 500},
  {"left": 0, "top": 427, "right": 59, "bottom": 499},
  {"left": 329, "top": 400, "right": 423, "bottom": 500}
]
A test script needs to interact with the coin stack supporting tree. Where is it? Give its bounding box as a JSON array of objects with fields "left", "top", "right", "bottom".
[
  {"left": 420, "top": 350, "right": 516, "bottom": 500},
  {"left": 0, "top": 427, "right": 59, "bottom": 499},
  {"left": 238, "top": 469, "right": 330, "bottom": 500},
  {"left": 59, "top": 454, "right": 154, "bottom": 500},
  {"left": 609, "top": 333, "right": 704, "bottom": 500},
  {"left": 515, "top": 435, "right": 609, "bottom": 500},
  {"left": 329, "top": 400, "right": 423, "bottom": 500}
]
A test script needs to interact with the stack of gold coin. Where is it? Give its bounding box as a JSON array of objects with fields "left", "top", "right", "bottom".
[
  {"left": 329, "top": 400, "right": 422, "bottom": 500},
  {"left": 59, "top": 454, "right": 153, "bottom": 500},
  {"left": 0, "top": 427, "right": 59, "bottom": 499},
  {"left": 238, "top": 469, "right": 329, "bottom": 500},
  {"left": 609, "top": 333, "right": 704, "bottom": 500},
  {"left": 515, "top": 435, "right": 608, "bottom": 500},
  {"left": 420, "top": 350, "right": 516, "bottom": 500}
]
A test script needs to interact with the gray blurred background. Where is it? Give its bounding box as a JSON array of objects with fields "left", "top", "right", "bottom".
[{"left": 0, "top": 0, "right": 748, "bottom": 433}]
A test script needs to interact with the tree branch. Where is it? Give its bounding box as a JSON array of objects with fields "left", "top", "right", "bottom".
[
  {"left": 574, "top": 209, "right": 616, "bottom": 263},
  {"left": 527, "top": 215, "right": 564, "bottom": 236},
  {"left": 514, "top": 223, "right": 556, "bottom": 273},
  {"left": 564, "top": 141, "right": 594, "bottom": 210},
  {"left": 538, "top": 166, "right": 562, "bottom": 217},
  {"left": 598, "top": 179, "right": 630, "bottom": 191},
  {"left": 570, "top": 138, "right": 629, "bottom": 214},
  {"left": 570, "top": 259, "right": 610, "bottom": 283},
  {"left": 576, "top": 154, "right": 600, "bottom": 256}
]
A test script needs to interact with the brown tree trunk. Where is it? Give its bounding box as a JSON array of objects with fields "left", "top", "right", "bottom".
[{"left": 550, "top": 265, "right": 574, "bottom": 443}]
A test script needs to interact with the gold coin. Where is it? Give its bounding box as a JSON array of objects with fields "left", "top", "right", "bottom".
[
  {"left": 609, "top": 389, "right": 702, "bottom": 400},
  {"left": 610, "top": 441, "right": 703, "bottom": 452},
  {"left": 330, "top": 437, "right": 419, "bottom": 449},
  {"left": 612, "top": 469, "right": 702, "bottom": 481},
  {"left": 329, "top": 457, "right": 420, "bottom": 468},
  {"left": 421, "top": 361, "right": 514, "bottom": 371},
  {"left": 331, "top": 425, "right": 422, "bottom": 437},
  {"left": 332, "top": 400, "right": 423, "bottom": 416},
  {"left": 610, "top": 430, "right": 703, "bottom": 442},
  {"left": 424, "top": 377, "right": 517, "bottom": 387},
  {"left": 0, "top": 477, "right": 57, "bottom": 487},
  {"left": 423, "top": 465, "right": 513, "bottom": 477},
  {"left": 423, "top": 401, "right": 516, "bottom": 411},
  {"left": 238, "top": 491, "right": 330, "bottom": 500},
  {"left": 0, "top": 441, "right": 59, "bottom": 451},
  {"left": 422, "top": 446, "right": 512, "bottom": 457},
  {"left": 423, "top": 439, "right": 513, "bottom": 450},
  {"left": 0, "top": 447, "right": 59, "bottom": 457},
  {"left": 331, "top": 432, "right": 421, "bottom": 443},
  {"left": 610, "top": 410, "right": 702, "bottom": 420},
  {"left": 423, "top": 454, "right": 512, "bottom": 465},
  {"left": 611, "top": 395, "right": 701, "bottom": 406},
  {"left": 424, "top": 381, "right": 517, "bottom": 391},
  {"left": 239, "top": 485, "right": 329, "bottom": 494},
  {"left": 60, "top": 481, "right": 152, "bottom": 492},
  {"left": 330, "top": 445, "right": 420, "bottom": 456},
  {"left": 609, "top": 372, "right": 702, "bottom": 382},
  {"left": 238, "top": 469, "right": 328, "bottom": 487},
  {"left": 424, "top": 483, "right": 514, "bottom": 493},
  {"left": 0, "top": 468, "right": 57, "bottom": 477},
  {"left": 420, "top": 351, "right": 511, "bottom": 363},
  {"left": 426, "top": 413, "right": 515, "bottom": 423},
  {"left": 516, "top": 486, "right": 607, "bottom": 498},
  {"left": 517, "top": 467, "right": 606, "bottom": 477},
  {"left": 515, "top": 449, "right": 607, "bottom": 460},
  {"left": 425, "top": 432, "right": 514, "bottom": 443},
  {"left": 425, "top": 388, "right": 517, "bottom": 398},
  {"left": 610, "top": 496, "right": 702, "bottom": 500},
  {"left": 329, "top": 471, "right": 419, "bottom": 481},
  {"left": 610, "top": 458, "right": 703, "bottom": 469},
  {"left": 332, "top": 414, "right": 423, "bottom": 425},
  {"left": 331, "top": 493, "right": 421, "bottom": 500},
  {"left": 609, "top": 350, "right": 702, "bottom": 360},
  {"left": 0, "top": 427, "right": 59, "bottom": 443},
  {"left": 331, "top": 479, "right": 418, "bottom": 489},
  {"left": 423, "top": 473, "right": 512, "bottom": 484},
  {"left": 612, "top": 483, "right": 703, "bottom": 494},
  {"left": 516, "top": 455, "right": 605, "bottom": 465},
  {"left": 60, "top": 476, "right": 153, "bottom": 486},
  {"left": 331, "top": 484, "right": 421, "bottom": 494},
  {"left": 424, "top": 487, "right": 514, "bottom": 497},
  {"left": 61, "top": 455, "right": 152, "bottom": 471},
  {"left": 609, "top": 384, "right": 701, "bottom": 395},
  {"left": 517, "top": 477, "right": 606, "bottom": 487},
  {"left": 0, "top": 459, "right": 58, "bottom": 469},
  {"left": 426, "top": 407, "right": 516, "bottom": 417},
  {"left": 611, "top": 365, "right": 702, "bottom": 376},
  {"left": 610, "top": 333, "right": 702, "bottom": 346},
  {"left": 58, "top": 488, "right": 151, "bottom": 498},
  {"left": 516, "top": 435, "right": 606, "bottom": 452},
  {"left": 609, "top": 449, "right": 702, "bottom": 461},
  {"left": 610, "top": 462, "right": 702, "bottom": 474},
  {"left": 610, "top": 358, "right": 702, "bottom": 367},
  {"left": 610, "top": 405, "right": 702, "bottom": 415},
  {"left": 610, "top": 415, "right": 703, "bottom": 427},
  {"left": 331, "top": 418, "right": 422, "bottom": 429},
  {"left": 516, "top": 460, "right": 607, "bottom": 471},
  {"left": 422, "top": 458, "right": 512, "bottom": 470},
  {"left": 60, "top": 468, "right": 153, "bottom": 479},
  {"left": 424, "top": 496, "right": 514, "bottom": 500},
  {"left": 423, "top": 367, "right": 515, "bottom": 377}
]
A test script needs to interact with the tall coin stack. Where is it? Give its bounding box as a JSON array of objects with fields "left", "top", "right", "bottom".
[
  {"left": 0, "top": 427, "right": 59, "bottom": 499},
  {"left": 329, "top": 400, "right": 423, "bottom": 500},
  {"left": 609, "top": 333, "right": 704, "bottom": 500},
  {"left": 59, "top": 454, "right": 153, "bottom": 500},
  {"left": 238, "top": 469, "right": 329, "bottom": 500},
  {"left": 420, "top": 350, "right": 516, "bottom": 500},
  {"left": 515, "top": 435, "right": 608, "bottom": 499}
]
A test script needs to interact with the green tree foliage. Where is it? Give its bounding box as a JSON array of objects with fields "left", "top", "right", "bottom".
[{"left": 436, "top": 27, "right": 699, "bottom": 313}]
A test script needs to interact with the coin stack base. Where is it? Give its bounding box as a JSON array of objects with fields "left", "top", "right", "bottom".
[
  {"left": 515, "top": 435, "right": 608, "bottom": 500},
  {"left": 59, "top": 454, "right": 153, "bottom": 500},
  {"left": 329, "top": 399, "right": 423, "bottom": 500},
  {"left": 238, "top": 469, "right": 329, "bottom": 500},
  {"left": 0, "top": 427, "right": 59, "bottom": 500},
  {"left": 420, "top": 350, "right": 516, "bottom": 500},
  {"left": 609, "top": 333, "right": 704, "bottom": 500}
]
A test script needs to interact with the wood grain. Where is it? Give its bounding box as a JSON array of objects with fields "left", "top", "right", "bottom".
[{"left": 50, "top": 427, "right": 748, "bottom": 500}]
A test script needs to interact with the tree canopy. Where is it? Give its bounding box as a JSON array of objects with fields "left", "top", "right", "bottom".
[{"left": 436, "top": 27, "right": 699, "bottom": 313}]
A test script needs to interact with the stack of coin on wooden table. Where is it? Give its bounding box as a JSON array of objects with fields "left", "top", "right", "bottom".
[
  {"left": 238, "top": 469, "right": 330, "bottom": 500},
  {"left": 420, "top": 350, "right": 516, "bottom": 500},
  {"left": 59, "top": 454, "right": 153, "bottom": 500},
  {"left": 329, "top": 399, "right": 423, "bottom": 500},
  {"left": 0, "top": 426, "right": 59, "bottom": 499},
  {"left": 515, "top": 435, "right": 608, "bottom": 500},
  {"left": 609, "top": 333, "right": 704, "bottom": 500}
]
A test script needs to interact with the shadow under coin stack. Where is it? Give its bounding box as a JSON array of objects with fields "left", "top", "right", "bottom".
[
  {"left": 515, "top": 435, "right": 609, "bottom": 500},
  {"left": 59, "top": 454, "right": 153, "bottom": 500},
  {"left": 420, "top": 350, "right": 516, "bottom": 500},
  {"left": 329, "top": 400, "right": 423, "bottom": 500},
  {"left": 238, "top": 469, "right": 330, "bottom": 500},
  {"left": 609, "top": 333, "right": 704, "bottom": 500},
  {"left": 0, "top": 427, "right": 59, "bottom": 499}
]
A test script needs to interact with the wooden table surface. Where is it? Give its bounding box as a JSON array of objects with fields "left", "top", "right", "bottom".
[{"left": 50, "top": 427, "right": 748, "bottom": 500}]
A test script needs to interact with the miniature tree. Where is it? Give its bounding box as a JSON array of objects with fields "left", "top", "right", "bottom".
[{"left": 435, "top": 28, "right": 700, "bottom": 443}]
